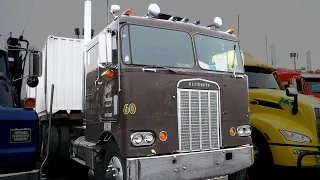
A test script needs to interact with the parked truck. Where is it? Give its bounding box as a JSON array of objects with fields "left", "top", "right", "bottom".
[
  {"left": 0, "top": 34, "right": 42, "bottom": 179},
  {"left": 242, "top": 52, "right": 320, "bottom": 178},
  {"left": 277, "top": 67, "right": 320, "bottom": 98},
  {"left": 27, "top": 1, "right": 254, "bottom": 180}
]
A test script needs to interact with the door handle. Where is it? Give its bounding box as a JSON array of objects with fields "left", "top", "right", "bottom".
[{"left": 94, "top": 79, "right": 102, "bottom": 86}]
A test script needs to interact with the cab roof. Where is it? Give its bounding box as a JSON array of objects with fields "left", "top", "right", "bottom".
[{"left": 242, "top": 51, "right": 275, "bottom": 71}]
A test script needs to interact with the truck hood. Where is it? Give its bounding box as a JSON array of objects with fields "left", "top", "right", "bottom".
[
  {"left": 249, "top": 89, "right": 320, "bottom": 106},
  {"left": 249, "top": 88, "right": 320, "bottom": 146},
  {"left": 312, "top": 93, "right": 320, "bottom": 99},
  {"left": 0, "top": 107, "right": 38, "bottom": 120}
]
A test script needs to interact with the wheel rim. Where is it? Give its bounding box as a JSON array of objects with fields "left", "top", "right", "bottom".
[
  {"left": 253, "top": 142, "right": 260, "bottom": 161},
  {"left": 107, "top": 156, "right": 123, "bottom": 180}
]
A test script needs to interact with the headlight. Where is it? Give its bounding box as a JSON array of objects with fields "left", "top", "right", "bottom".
[
  {"left": 130, "top": 132, "right": 155, "bottom": 146},
  {"left": 10, "top": 128, "right": 32, "bottom": 144},
  {"left": 237, "top": 125, "right": 252, "bottom": 137},
  {"left": 279, "top": 130, "right": 311, "bottom": 143}
]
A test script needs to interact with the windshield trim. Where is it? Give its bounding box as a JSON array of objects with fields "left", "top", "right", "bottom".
[
  {"left": 193, "top": 32, "right": 244, "bottom": 74},
  {"left": 120, "top": 24, "right": 196, "bottom": 69}
]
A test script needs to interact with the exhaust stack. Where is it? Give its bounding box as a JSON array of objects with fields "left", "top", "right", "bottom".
[{"left": 84, "top": 0, "right": 92, "bottom": 46}]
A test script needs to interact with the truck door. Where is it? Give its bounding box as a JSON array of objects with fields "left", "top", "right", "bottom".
[{"left": 97, "top": 32, "right": 118, "bottom": 121}]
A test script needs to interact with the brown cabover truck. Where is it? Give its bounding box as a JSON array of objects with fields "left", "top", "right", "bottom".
[{"left": 38, "top": 1, "right": 254, "bottom": 180}]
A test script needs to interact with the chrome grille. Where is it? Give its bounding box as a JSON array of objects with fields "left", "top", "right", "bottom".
[{"left": 178, "top": 89, "right": 220, "bottom": 152}]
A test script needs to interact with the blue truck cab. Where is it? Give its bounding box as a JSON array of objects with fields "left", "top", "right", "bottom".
[{"left": 0, "top": 38, "right": 41, "bottom": 179}]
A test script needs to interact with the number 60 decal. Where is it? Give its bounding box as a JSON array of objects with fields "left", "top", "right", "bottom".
[{"left": 123, "top": 103, "right": 137, "bottom": 115}]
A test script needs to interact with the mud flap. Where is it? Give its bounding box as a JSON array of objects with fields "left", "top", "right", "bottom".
[{"left": 93, "top": 160, "right": 105, "bottom": 180}]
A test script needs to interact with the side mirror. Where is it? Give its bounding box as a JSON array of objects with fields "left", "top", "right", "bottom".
[
  {"left": 286, "top": 87, "right": 298, "bottom": 115},
  {"left": 291, "top": 77, "right": 298, "bottom": 89},
  {"left": 286, "top": 87, "right": 298, "bottom": 97},
  {"left": 29, "top": 51, "right": 42, "bottom": 77},
  {"left": 26, "top": 75, "right": 39, "bottom": 88},
  {"left": 98, "top": 32, "right": 112, "bottom": 66}
]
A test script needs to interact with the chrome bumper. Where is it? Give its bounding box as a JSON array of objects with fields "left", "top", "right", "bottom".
[
  {"left": 127, "top": 145, "right": 254, "bottom": 180},
  {"left": 0, "top": 170, "right": 39, "bottom": 180}
]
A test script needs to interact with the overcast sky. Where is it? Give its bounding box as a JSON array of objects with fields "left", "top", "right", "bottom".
[{"left": 1, "top": 0, "right": 319, "bottom": 69}]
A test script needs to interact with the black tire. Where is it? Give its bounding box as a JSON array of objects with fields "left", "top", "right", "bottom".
[
  {"left": 43, "top": 125, "right": 60, "bottom": 161},
  {"left": 58, "top": 126, "right": 70, "bottom": 160},
  {"left": 247, "top": 129, "right": 274, "bottom": 179},
  {"left": 228, "top": 168, "right": 247, "bottom": 180},
  {"left": 103, "top": 140, "right": 126, "bottom": 180}
]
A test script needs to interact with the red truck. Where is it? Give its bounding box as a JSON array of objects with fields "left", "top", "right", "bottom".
[{"left": 277, "top": 68, "right": 320, "bottom": 98}]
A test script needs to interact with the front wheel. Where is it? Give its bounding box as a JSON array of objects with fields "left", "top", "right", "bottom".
[
  {"left": 228, "top": 168, "right": 247, "bottom": 180},
  {"left": 103, "top": 140, "right": 126, "bottom": 180}
]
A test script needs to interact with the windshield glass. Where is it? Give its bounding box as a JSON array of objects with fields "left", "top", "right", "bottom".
[
  {"left": 305, "top": 78, "right": 320, "bottom": 93},
  {"left": 0, "top": 82, "right": 13, "bottom": 107},
  {"left": 121, "top": 25, "right": 194, "bottom": 68},
  {"left": 0, "top": 50, "right": 7, "bottom": 77},
  {"left": 194, "top": 34, "right": 244, "bottom": 73},
  {"left": 245, "top": 66, "right": 284, "bottom": 90}
]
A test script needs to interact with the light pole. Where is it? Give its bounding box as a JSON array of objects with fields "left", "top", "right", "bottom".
[
  {"left": 74, "top": 28, "right": 95, "bottom": 39},
  {"left": 290, "top": 52, "right": 298, "bottom": 70}
]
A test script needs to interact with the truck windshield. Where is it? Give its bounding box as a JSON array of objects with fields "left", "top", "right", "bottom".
[
  {"left": 194, "top": 34, "right": 244, "bottom": 73},
  {"left": 245, "top": 66, "right": 284, "bottom": 90},
  {"left": 0, "top": 83, "right": 13, "bottom": 107},
  {"left": 121, "top": 25, "right": 194, "bottom": 68},
  {"left": 0, "top": 50, "right": 7, "bottom": 77},
  {"left": 305, "top": 78, "right": 320, "bottom": 93}
]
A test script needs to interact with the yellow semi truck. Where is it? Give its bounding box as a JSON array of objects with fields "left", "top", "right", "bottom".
[{"left": 242, "top": 51, "right": 320, "bottom": 178}]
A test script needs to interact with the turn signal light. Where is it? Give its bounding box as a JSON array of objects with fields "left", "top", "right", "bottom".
[
  {"left": 229, "top": 127, "right": 236, "bottom": 136},
  {"left": 125, "top": 8, "right": 132, "bottom": 15},
  {"left": 159, "top": 131, "right": 167, "bottom": 141},
  {"left": 105, "top": 70, "right": 114, "bottom": 78},
  {"left": 24, "top": 98, "right": 35, "bottom": 109}
]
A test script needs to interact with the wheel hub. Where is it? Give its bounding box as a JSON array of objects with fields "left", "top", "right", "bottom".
[{"left": 105, "top": 156, "right": 123, "bottom": 180}]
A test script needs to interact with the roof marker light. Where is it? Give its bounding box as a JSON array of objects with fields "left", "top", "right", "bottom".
[
  {"left": 123, "top": 8, "right": 132, "bottom": 15},
  {"left": 168, "top": 15, "right": 178, "bottom": 21},
  {"left": 180, "top": 17, "right": 189, "bottom": 23},
  {"left": 226, "top": 29, "right": 235, "bottom": 34},
  {"left": 193, "top": 20, "right": 200, "bottom": 25},
  {"left": 148, "top": 3, "right": 161, "bottom": 18}
]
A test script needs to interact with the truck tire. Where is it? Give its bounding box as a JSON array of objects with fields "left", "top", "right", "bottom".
[
  {"left": 43, "top": 125, "right": 60, "bottom": 161},
  {"left": 103, "top": 140, "right": 126, "bottom": 180},
  {"left": 247, "top": 129, "right": 273, "bottom": 179},
  {"left": 228, "top": 168, "right": 247, "bottom": 180},
  {"left": 58, "top": 126, "right": 70, "bottom": 160}
]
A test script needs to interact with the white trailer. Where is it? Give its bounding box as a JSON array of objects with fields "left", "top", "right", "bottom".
[
  {"left": 26, "top": 35, "right": 85, "bottom": 166},
  {"left": 26, "top": 35, "right": 84, "bottom": 121}
]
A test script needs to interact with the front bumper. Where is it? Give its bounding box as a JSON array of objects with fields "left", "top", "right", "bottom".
[
  {"left": 297, "top": 150, "right": 320, "bottom": 168},
  {"left": 127, "top": 145, "right": 253, "bottom": 180},
  {"left": 0, "top": 169, "right": 39, "bottom": 180}
]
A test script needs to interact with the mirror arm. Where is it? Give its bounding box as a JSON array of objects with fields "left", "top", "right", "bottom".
[
  {"left": 12, "top": 75, "right": 29, "bottom": 82},
  {"left": 292, "top": 95, "right": 298, "bottom": 115}
]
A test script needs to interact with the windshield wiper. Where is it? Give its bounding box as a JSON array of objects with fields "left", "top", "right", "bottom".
[{"left": 142, "top": 65, "right": 177, "bottom": 74}]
